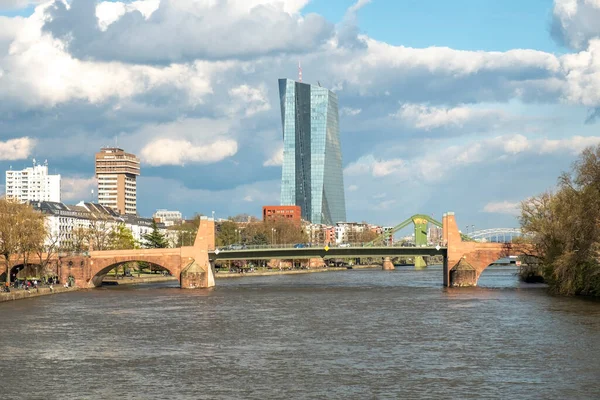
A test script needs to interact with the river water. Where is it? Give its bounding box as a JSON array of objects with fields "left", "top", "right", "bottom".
[{"left": 1, "top": 265, "right": 599, "bottom": 400}]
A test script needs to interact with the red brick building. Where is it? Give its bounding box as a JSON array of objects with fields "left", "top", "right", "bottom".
[{"left": 262, "top": 205, "right": 302, "bottom": 223}]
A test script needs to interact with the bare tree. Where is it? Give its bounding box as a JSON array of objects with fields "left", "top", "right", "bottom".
[
  {"left": 87, "top": 216, "right": 114, "bottom": 251},
  {"left": 67, "top": 227, "right": 91, "bottom": 253},
  {"left": 36, "top": 225, "right": 62, "bottom": 278},
  {"left": 0, "top": 199, "right": 46, "bottom": 285}
]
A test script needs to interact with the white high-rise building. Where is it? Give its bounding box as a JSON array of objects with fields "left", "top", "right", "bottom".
[{"left": 5, "top": 159, "right": 61, "bottom": 203}]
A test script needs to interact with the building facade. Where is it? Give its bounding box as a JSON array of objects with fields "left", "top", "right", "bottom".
[
  {"left": 95, "top": 147, "right": 140, "bottom": 216},
  {"left": 153, "top": 209, "right": 183, "bottom": 227},
  {"left": 262, "top": 205, "right": 302, "bottom": 223},
  {"left": 32, "top": 201, "right": 169, "bottom": 250},
  {"left": 304, "top": 223, "right": 336, "bottom": 245},
  {"left": 279, "top": 78, "right": 346, "bottom": 225},
  {"left": 5, "top": 160, "right": 61, "bottom": 203}
]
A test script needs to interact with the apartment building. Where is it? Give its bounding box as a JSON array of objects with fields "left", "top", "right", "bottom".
[
  {"left": 95, "top": 147, "right": 140, "bottom": 215},
  {"left": 5, "top": 159, "right": 61, "bottom": 203}
]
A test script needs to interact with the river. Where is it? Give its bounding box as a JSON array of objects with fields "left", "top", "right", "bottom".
[{"left": 1, "top": 265, "right": 599, "bottom": 399}]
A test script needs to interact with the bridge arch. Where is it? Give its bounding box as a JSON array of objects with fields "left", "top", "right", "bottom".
[
  {"left": 90, "top": 259, "right": 176, "bottom": 287},
  {"left": 10, "top": 263, "right": 43, "bottom": 281},
  {"left": 80, "top": 253, "right": 185, "bottom": 288}
]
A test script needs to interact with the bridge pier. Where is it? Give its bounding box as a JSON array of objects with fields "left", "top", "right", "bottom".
[
  {"left": 442, "top": 212, "right": 516, "bottom": 287},
  {"left": 382, "top": 257, "right": 395, "bottom": 270},
  {"left": 414, "top": 256, "right": 427, "bottom": 269},
  {"left": 181, "top": 260, "right": 208, "bottom": 289}
]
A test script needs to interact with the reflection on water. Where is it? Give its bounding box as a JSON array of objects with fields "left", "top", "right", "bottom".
[{"left": 1, "top": 266, "right": 599, "bottom": 400}]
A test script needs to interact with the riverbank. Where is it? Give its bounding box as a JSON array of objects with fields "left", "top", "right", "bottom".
[
  {"left": 215, "top": 265, "right": 380, "bottom": 279},
  {"left": 0, "top": 286, "right": 80, "bottom": 303}
]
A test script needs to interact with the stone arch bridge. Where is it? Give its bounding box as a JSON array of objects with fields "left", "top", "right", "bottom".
[
  {"left": 7, "top": 217, "right": 217, "bottom": 289},
  {"left": 5, "top": 213, "right": 524, "bottom": 289}
]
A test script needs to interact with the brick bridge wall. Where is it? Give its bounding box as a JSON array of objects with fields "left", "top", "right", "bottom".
[
  {"left": 443, "top": 212, "right": 512, "bottom": 287},
  {"left": 57, "top": 217, "right": 216, "bottom": 289}
]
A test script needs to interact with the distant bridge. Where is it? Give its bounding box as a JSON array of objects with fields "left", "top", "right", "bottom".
[{"left": 469, "top": 228, "right": 522, "bottom": 242}]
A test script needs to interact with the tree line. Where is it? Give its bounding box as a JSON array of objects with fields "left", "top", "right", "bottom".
[{"left": 519, "top": 145, "right": 600, "bottom": 296}]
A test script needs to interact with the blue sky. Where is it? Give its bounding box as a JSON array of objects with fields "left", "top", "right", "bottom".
[
  {"left": 306, "top": 0, "right": 563, "bottom": 52},
  {"left": 1, "top": 0, "right": 600, "bottom": 231}
]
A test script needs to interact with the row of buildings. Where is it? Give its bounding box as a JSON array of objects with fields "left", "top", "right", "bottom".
[
  {"left": 261, "top": 205, "right": 443, "bottom": 246},
  {"left": 32, "top": 201, "right": 174, "bottom": 250}
]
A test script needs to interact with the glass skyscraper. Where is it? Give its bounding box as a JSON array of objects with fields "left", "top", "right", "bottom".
[{"left": 279, "top": 78, "right": 347, "bottom": 225}]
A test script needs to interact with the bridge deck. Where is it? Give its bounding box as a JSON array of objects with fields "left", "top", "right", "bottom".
[{"left": 210, "top": 246, "right": 447, "bottom": 260}]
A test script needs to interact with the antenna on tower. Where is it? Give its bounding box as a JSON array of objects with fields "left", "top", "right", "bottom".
[{"left": 298, "top": 61, "right": 302, "bottom": 83}]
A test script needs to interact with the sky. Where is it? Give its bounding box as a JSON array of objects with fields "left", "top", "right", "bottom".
[{"left": 1, "top": 0, "right": 600, "bottom": 231}]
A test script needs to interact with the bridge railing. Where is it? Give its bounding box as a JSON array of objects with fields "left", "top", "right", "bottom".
[{"left": 215, "top": 242, "right": 446, "bottom": 251}]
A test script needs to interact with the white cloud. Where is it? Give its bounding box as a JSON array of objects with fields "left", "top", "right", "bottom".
[
  {"left": 348, "top": 0, "right": 372, "bottom": 14},
  {"left": 141, "top": 138, "right": 238, "bottom": 166},
  {"left": 503, "top": 134, "right": 531, "bottom": 154},
  {"left": 96, "top": 0, "right": 159, "bottom": 31},
  {"left": 0, "top": 0, "right": 44, "bottom": 10},
  {"left": 341, "top": 107, "right": 362, "bottom": 116},
  {"left": 228, "top": 84, "right": 270, "bottom": 116},
  {"left": 483, "top": 201, "right": 521, "bottom": 216},
  {"left": 264, "top": 146, "right": 284, "bottom": 167},
  {"left": 43, "top": 0, "right": 332, "bottom": 63},
  {"left": 345, "top": 134, "right": 600, "bottom": 182},
  {"left": 345, "top": 156, "right": 410, "bottom": 178},
  {"left": 392, "top": 103, "right": 506, "bottom": 130},
  {"left": 560, "top": 39, "right": 600, "bottom": 108},
  {"left": 0, "top": 5, "right": 220, "bottom": 108},
  {"left": 61, "top": 176, "right": 96, "bottom": 202},
  {"left": 0, "top": 137, "right": 36, "bottom": 160},
  {"left": 347, "top": 184, "right": 358, "bottom": 191},
  {"left": 552, "top": 0, "right": 600, "bottom": 50},
  {"left": 372, "top": 159, "right": 407, "bottom": 177},
  {"left": 538, "top": 135, "right": 600, "bottom": 154}
]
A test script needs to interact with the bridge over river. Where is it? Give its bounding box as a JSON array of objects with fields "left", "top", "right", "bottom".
[{"left": 6, "top": 212, "right": 522, "bottom": 289}]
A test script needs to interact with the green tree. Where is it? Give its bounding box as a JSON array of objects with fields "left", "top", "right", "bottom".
[
  {"left": 520, "top": 145, "right": 600, "bottom": 296},
  {"left": 169, "top": 214, "right": 201, "bottom": 247},
  {"left": 109, "top": 224, "right": 138, "bottom": 250},
  {"left": 216, "top": 220, "right": 239, "bottom": 246},
  {"left": 142, "top": 221, "right": 168, "bottom": 249}
]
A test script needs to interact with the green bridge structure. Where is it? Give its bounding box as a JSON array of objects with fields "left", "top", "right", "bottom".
[
  {"left": 364, "top": 214, "right": 472, "bottom": 268},
  {"left": 210, "top": 214, "right": 462, "bottom": 267},
  {"left": 208, "top": 212, "right": 521, "bottom": 287}
]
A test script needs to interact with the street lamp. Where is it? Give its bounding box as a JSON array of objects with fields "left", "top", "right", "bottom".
[
  {"left": 271, "top": 228, "right": 276, "bottom": 245},
  {"left": 471, "top": 225, "right": 475, "bottom": 235},
  {"left": 212, "top": 210, "right": 215, "bottom": 220}
]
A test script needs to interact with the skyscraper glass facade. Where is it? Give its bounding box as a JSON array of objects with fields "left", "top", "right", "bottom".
[{"left": 279, "top": 78, "right": 346, "bottom": 225}]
